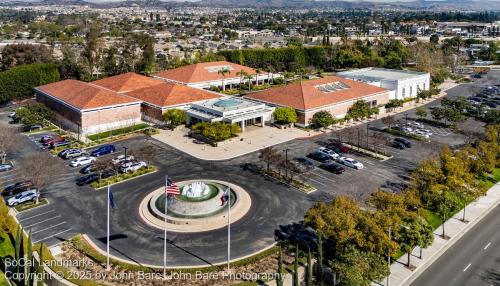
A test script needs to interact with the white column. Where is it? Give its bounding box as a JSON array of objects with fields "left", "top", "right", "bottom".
[{"left": 240, "top": 120, "right": 245, "bottom": 132}]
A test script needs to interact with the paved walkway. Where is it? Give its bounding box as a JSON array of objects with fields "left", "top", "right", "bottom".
[
  {"left": 377, "top": 182, "right": 500, "bottom": 286},
  {"left": 152, "top": 125, "right": 319, "bottom": 161}
]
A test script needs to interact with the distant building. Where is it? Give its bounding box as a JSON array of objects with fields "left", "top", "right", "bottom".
[
  {"left": 337, "top": 68, "right": 430, "bottom": 100},
  {"left": 245, "top": 76, "right": 390, "bottom": 127},
  {"left": 153, "top": 61, "right": 276, "bottom": 90}
]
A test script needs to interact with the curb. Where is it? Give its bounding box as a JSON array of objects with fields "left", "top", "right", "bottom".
[
  {"left": 92, "top": 169, "right": 158, "bottom": 190},
  {"left": 81, "top": 234, "right": 277, "bottom": 270},
  {"left": 398, "top": 183, "right": 500, "bottom": 286}
]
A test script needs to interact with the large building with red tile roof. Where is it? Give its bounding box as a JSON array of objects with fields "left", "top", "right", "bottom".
[
  {"left": 124, "top": 82, "right": 222, "bottom": 121},
  {"left": 153, "top": 61, "right": 276, "bottom": 90},
  {"left": 245, "top": 76, "right": 391, "bottom": 126},
  {"left": 35, "top": 79, "right": 142, "bottom": 136},
  {"left": 92, "top": 72, "right": 163, "bottom": 93}
]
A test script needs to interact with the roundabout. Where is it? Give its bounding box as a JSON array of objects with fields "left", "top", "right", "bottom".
[{"left": 139, "top": 179, "right": 252, "bottom": 233}]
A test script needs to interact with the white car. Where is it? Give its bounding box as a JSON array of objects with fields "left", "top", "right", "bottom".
[
  {"left": 7, "top": 190, "right": 38, "bottom": 206},
  {"left": 415, "top": 129, "right": 433, "bottom": 136},
  {"left": 112, "top": 155, "right": 135, "bottom": 165},
  {"left": 120, "top": 161, "right": 147, "bottom": 173},
  {"left": 408, "top": 121, "right": 424, "bottom": 128},
  {"left": 337, "top": 157, "right": 364, "bottom": 169},
  {"left": 318, "top": 147, "right": 339, "bottom": 160},
  {"left": 413, "top": 130, "right": 430, "bottom": 138},
  {"left": 8, "top": 112, "right": 16, "bottom": 118},
  {"left": 70, "top": 156, "right": 96, "bottom": 167},
  {"left": 401, "top": 126, "right": 413, "bottom": 133}
]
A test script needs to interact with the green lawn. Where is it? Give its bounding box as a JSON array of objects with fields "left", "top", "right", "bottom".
[
  {"left": 87, "top": 123, "right": 150, "bottom": 141},
  {"left": 0, "top": 270, "right": 9, "bottom": 286},
  {"left": 0, "top": 232, "right": 14, "bottom": 258},
  {"left": 479, "top": 168, "right": 500, "bottom": 190},
  {"left": 421, "top": 209, "right": 442, "bottom": 230}
]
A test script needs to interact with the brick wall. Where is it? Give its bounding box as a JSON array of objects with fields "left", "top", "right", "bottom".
[{"left": 81, "top": 104, "right": 142, "bottom": 134}]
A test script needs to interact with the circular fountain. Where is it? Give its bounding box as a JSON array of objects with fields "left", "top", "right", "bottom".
[{"left": 139, "top": 179, "right": 251, "bottom": 232}]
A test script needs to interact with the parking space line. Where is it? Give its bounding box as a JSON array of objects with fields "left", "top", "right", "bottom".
[
  {"left": 33, "top": 228, "right": 72, "bottom": 244},
  {"left": 19, "top": 210, "right": 55, "bottom": 221},
  {"left": 31, "top": 222, "right": 67, "bottom": 234},
  {"left": 24, "top": 215, "right": 61, "bottom": 228},
  {"left": 307, "top": 177, "right": 329, "bottom": 187}
]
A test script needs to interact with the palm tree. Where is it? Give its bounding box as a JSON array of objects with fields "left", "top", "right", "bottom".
[
  {"left": 236, "top": 69, "right": 248, "bottom": 93},
  {"left": 283, "top": 71, "right": 293, "bottom": 85},
  {"left": 267, "top": 66, "right": 275, "bottom": 85},
  {"left": 255, "top": 68, "right": 262, "bottom": 86},
  {"left": 245, "top": 74, "right": 254, "bottom": 92},
  {"left": 218, "top": 68, "right": 230, "bottom": 91}
]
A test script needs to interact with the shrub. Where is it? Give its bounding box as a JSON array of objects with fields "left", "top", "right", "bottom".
[
  {"left": 191, "top": 121, "right": 241, "bottom": 142},
  {"left": 273, "top": 107, "right": 297, "bottom": 124},
  {"left": 87, "top": 123, "right": 150, "bottom": 141},
  {"left": 310, "top": 111, "right": 335, "bottom": 128},
  {"left": 163, "top": 109, "right": 186, "bottom": 127}
]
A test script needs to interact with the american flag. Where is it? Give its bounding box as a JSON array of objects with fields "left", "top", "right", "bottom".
[{"left": 165, "top": 182, "right": 180, "bottom": 195}]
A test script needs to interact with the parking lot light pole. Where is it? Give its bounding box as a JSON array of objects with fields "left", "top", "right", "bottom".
[
  {"left": 366, "top": 124, "right": 370, "bottom": 149},
  {"left": 405, "top": 113, "right": 409, "bottom": 127},
  {"left": 387, "top": 224, "right": 410, "bottom": 286},
  {"left": 123, "top": 147, "right": 128, "bottom": 160},
  {"left": 284, "top": 149, "right": 289, "bottom": 180}
]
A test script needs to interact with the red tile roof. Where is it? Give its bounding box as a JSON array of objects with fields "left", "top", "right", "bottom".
[
  {"left": 153, "top": 61, "right": 259, "bottom": 84},
  {"left": 92, "top": 72, "right": 163, "bottom": 93},
  {"left": 125, "top": 82, "right": 222, "bottom": 108},
  {"left": 36, "top": 80, "right": 141, "bottom": 110},
  {"left": 245, "top": 76, "right": 388, "bottom": 110}
]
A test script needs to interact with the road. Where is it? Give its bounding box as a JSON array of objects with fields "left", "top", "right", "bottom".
[{"left": 411, "top": 204, "right": 500, "bottom": 286}]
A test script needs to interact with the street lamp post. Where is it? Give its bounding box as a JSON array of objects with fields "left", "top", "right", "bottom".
[
  {"left": 387, "top": 224, "right": 410, "bottom": 286},
  {"left": 405, "top": 113, "right": 409, "bottom": 127},
  {"left": 123, "top": 146, "right": 128, "bottom": 161},
  {"left": 366, "top": 124, "right": 370, "bottom": 149},
  {"left": 284, "top": 149, "right": 289, "bottom": 180}
]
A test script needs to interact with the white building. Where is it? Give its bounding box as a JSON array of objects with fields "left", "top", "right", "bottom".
[{"left": 337, "top": 68, "right": 430, "bottom": 100}]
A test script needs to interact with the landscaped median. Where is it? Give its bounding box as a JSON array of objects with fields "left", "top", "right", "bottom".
[
  {"left": 91, "top": 166, "right": 157, "bottom": 189},
  {"left": 383, "top": 127, "right": 429, "bottom": 141},
  {"left": 14, "top": 198, "right": 49, "bottom": 212}
]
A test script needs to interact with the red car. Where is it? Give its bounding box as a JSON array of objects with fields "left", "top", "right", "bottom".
[
  {"left": 328, "top": 139, "right": 349, "bottom": 154},
  {"left": 42, "top": 136, "right": 64, "bottom": 146}
]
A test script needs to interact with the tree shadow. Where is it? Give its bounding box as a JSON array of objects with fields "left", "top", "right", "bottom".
[{"left": 157, "top": 236, "right": 214, "bottom": 267}]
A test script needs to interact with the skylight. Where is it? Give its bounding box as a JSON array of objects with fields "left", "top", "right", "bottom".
[
  {"left": 205, "top": 65, "right": 234, "bottom": 73},
  {"left": 315, "top": 82, "right": 350, "bottom": 93}
]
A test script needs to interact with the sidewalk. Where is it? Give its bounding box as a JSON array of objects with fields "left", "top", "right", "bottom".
[{"left": 377, "top": 182, "right": 500, "bottom": 286}]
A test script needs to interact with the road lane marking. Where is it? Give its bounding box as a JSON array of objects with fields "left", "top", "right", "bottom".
[
  {"left": 24, "top": 215, "right": 61, "bottom": 228},
  {"left": 33, "top": 228, "right": 72, "bottom": 244},
  {"left": 19, "top": 210, "right": 55, "bottom": 221},
  {"left": 484, "top": 242, "right": 491, "bottom": 250},
  {"left": 463, "top": 263, "right": 471, "bottom": 271},
  {"left": 31, "top": 222, "right": 67, "bottom": 234}
]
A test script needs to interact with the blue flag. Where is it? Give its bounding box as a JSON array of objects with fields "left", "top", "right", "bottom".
[{"left": 109, "top": 190, "right": 116, "bottom": 209}]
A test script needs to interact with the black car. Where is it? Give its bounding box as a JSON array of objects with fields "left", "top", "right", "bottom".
[
  {"left": 392, "top": 141, "right": 407, "bottom": 149},
  {"left": 307, "top": 152, "right": 332, "bottom": 163},
  {"left": 49, "top": 140, "right": 70, "bottom": 149},
  {"left": 100, "top": 169, "right": 116, "bottom": 179},
  {"left": 76, "top": 173, "right": 100, "bottom": 186},
  {"left": 295, "top": 157, "right": 315, "bottom": 168},
  {"left": 79, "top": 164, "right": 97, "bottom": 174},
  {"left": 2, "top": 181, "right": 34, "bottom": 197},
  {"left": 319, "top": 163, "right": 345, "bottom": 174},
  {"left": 23, "top": 124, "right": 42, "bottom": 132},
  {"left": 394, "top": 137, "right": 411, "bottom": 148}
]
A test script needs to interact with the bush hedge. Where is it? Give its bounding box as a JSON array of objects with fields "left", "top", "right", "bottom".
[
  {"left": 0, "top": 63, "right": 60, "bottom": 104},
  {"left": 87, "top": 123, "right": 150, "bottom": 141}
]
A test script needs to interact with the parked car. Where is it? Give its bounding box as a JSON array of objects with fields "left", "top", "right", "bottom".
[
  {"left": 392, "top": 141, "right": 407, "bottom": 149},
  {"left": 328, "top": 139, "right": 350, "bottom": 153},
  {"left": 76, "top": 173, "right": 100, "bottom": 186},
  {"left": 6, "top": 190, "right": 38, "bottom": 206},
  {"left": 0, "top": 162, "right": 14, "bottom": 172},
  {"left": 43, "top": 136, "right": 64, "bottom": 146},
  {"left": 394, "top": 137, "right": 412, "bottom": 148},
  {"left": 63, "top": 149, "right": 85, "bottom": 159},
  {"left": 318, "top": 147, "right": 339, "bottom": 160},
  {"left": 2, "top": 181, "right": 34, "bottom": 197},
  {"left": 120, "top": 161, "right": 147, "bottom": 173},
  {"left": 100, "top": 169, "right": 117, "bottom": 179},
  {"left": 70, "top": 156, "right": 96, "bottom": 167},
  {"left": 58, "top": 148, "right": 77, "bottom": 158},
  {"left": 112, "top": 155, "right": 135, "bottom": 165},
  {"left": 39, "top": 135, "right": 53, "bottom": 143},
  {"left": 319, "top": 163, "right": 345, "bottom": 174},
  {"left": 8, "top": 111, "right": 16, "bottom": 118},
  {"left": 408, "top": 121, "right": 424, "bottom": 128},
  {"left": 23, "top": 124, "right": 42, "bottom": 132},
  {"left": 337, "top": 157, "right": 364, "bottom": 169},
  {"left": 79, "top": 164, "right": 97, "bottom": 174},
  {"left": 307, "top": 152, "right": 332, "bottom": 164},
  {"left": 294, "top": 157, "right": 315, "bottom": 170},
  {"left": 90, "top": 145, "right": 116, "bottom": 157},
  {"left": 50, "top": 140, "right": 71, "bottom": 149},
  {"left": 413, "top": 129, "right": 431, "bottom": 138}
]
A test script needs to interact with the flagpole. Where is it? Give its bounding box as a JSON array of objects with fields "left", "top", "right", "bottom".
[
  {"left": 163, "top": 175, "right": 168, "bottom": 278},
  {"left": 106, "top": 184, "right": 110, "bottom": 271},
  {"left": 227, "top": 188, "right": 231, "bottom": 273}
]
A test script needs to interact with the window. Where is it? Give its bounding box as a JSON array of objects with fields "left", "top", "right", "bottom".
[
  {"left": 371, "top": 100, "right": 377, "bottom": 107},
  {"left": 410, "top": 86, "right": 413, "bottom": 96},
  {"left": 402, "top": 88, "right": 406, "bottom": 97}
]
